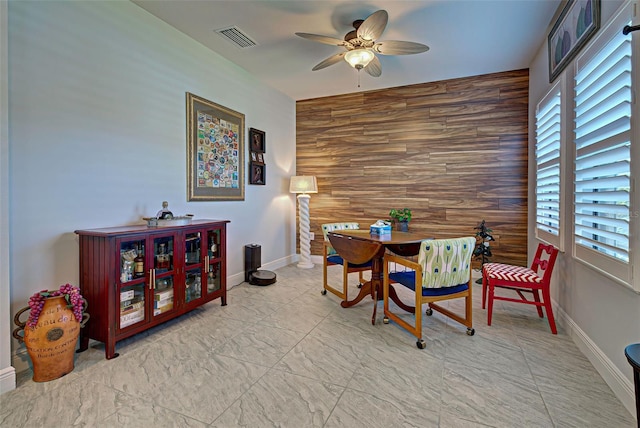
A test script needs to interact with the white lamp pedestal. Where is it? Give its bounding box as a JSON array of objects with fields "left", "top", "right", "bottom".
[{"left": 296, "top": 193, "right": 314, "bottom": 269}]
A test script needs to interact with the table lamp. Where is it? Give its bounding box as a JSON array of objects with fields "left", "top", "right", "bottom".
[{"left": 290, "top": 176, "right": 318, "bottom": 268}]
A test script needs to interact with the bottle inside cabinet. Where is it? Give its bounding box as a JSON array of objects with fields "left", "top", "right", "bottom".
[
  {"left": 154, "top": 237, "right": 173, "bottom": 272},
  {"left": 208, "top": 230, "right": 220, "bottom": 259},
  {"left": 134, "top": 244, "right": 145, "bottom": 278}
]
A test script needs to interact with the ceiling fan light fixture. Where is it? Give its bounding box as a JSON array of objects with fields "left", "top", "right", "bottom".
[{"left": 344, "top": 49, "right": 374, "bottom": 70}]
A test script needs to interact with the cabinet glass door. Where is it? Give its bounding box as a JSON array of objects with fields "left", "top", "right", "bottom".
[
  {"left": 118, "top": 238, "right": 147, "bottom": 329},
  {"left": 153, "top": 235, "right": 174, "bottom": 274},
  {"left": 120, "top": 284, "right": 146, "bottom": 329},
  {"left": 205, "top": 229, "right": 222, "bottom": 294},
  {"left": 152, "top": 235, "right": 175, "bottom": 317},
  {"left": 153, "top": 275, "right": 174, "bottom": 316},
  {"left": 119, "top": 238, "right": 146, "bottom": 284},
  {"left": 185, "top": 232, "right": 201, "bottom": 266},
  {"left": 185, "top": 269, "right": 202, "bottom": 303}
]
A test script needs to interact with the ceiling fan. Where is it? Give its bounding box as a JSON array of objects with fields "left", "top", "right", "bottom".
[{"left": 295, "top": 9, "right": 429, "bottom": 77}]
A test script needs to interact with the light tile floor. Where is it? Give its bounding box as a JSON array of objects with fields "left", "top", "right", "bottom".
[{"left": 0, "top": 264, "right": 636, "bottom": 427}]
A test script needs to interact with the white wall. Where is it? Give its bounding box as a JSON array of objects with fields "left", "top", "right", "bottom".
[
  {"left": 5, "top": 1, "right": 297, "bottom": 376},
  {"left": 528, "top": 0, "right": 640, "bottom": 416},
  {"left": 0, "top": 0, "right": 16, "bottom": 394}
]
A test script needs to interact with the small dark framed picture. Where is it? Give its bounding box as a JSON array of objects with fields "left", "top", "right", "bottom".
[
  {"left": 257, "top": 153, "right": 264, "bottom": 163},
  {"left": 249, "top": 162, "right": 265, "bottom": 185},
  {"left": 249, "top": 128, "right": 265, "bottom": 153},
  {"left": 251, "top": 152, "right": 257, "bottom": 162}
]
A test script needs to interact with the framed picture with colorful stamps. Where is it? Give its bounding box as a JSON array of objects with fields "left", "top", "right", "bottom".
[{"left": 186, "top": 92, "right": 245, "bottom": 201}]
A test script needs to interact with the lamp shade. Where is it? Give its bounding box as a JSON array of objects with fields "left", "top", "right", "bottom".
[
  {"left": 289, "top": 176, "right": 318, "bottom": 194},
  {"left": 344, "top": 49, "right": 375, "bottom": 70}
]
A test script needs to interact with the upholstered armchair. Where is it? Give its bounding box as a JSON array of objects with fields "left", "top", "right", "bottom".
[{"left": 383, "top": 237, "right": 476, "bottom": 348}]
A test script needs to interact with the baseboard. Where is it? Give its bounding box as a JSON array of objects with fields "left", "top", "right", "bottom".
[
  {"left": 11, "top": 346, "right": 30, "bottom": 376},
  {"left": 262, "top": 254, "right": 297, "bottom": 272},
  {"left": 228, "top": 254, "right": 298, "bottom": 288},
  {"left": 553, "top": 301, "right": 636, "bottom": 420},
  {"left": 0, "top": 365, "right": 16, "bottom": 394}
]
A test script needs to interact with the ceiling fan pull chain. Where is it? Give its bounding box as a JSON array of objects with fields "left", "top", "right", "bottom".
[{"left": 357, "top": 70, "right": 361, "bottom": 88}]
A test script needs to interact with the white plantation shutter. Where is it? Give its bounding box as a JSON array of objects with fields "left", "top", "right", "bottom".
[
  {"left": 574, "top": 17, "right": 631, "bottom": 279},
  {"left": 535, "top": 88, "right": 561, "bottom": 247}
]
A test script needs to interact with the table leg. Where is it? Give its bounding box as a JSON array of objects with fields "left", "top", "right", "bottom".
[
  {"left": 388, "top": 285, "right": 415, "bottom": 313},
  {"left": 341, "top": 277, "right": 416, "bottom": 322},
  {"left": 340, "top": 280, "right": 372, "bottom": 308}
]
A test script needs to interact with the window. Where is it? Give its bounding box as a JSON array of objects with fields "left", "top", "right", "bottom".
[
  {"left": 573, "top": 3, "right": 633, "bottom": 285},
  {"left": 535, "top": 85, "right": 562, "bottom": 248}
]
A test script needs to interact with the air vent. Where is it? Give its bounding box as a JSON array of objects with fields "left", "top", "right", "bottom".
[{"left": 215, "top": 26, "right": 257, "bottom": 48}]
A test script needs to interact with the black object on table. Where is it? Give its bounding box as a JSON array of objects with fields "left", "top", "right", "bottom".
[{"left": 624, "top": 343, "right": 640, "bottom": 426}]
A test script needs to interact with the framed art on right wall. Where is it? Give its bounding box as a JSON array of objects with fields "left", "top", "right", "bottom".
[{"left": 548, "top": 0, "right": 600, "bottom": 82}]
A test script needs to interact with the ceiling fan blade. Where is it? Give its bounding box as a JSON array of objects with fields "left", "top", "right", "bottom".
[
  {"left": 357, "top": 10, "right": 388, "bottom": 41},
  {"left": 295, "top": 32, "right": 347, "bottom": 46},
  {"left": 364, "top": 56, "right": 382, "bottom": 77},
  {"left": 374, "top": 40, "right": 430, "bottom": 55},
  {"left": 312, "top": 52, "right": 346, "bottom": 71}
]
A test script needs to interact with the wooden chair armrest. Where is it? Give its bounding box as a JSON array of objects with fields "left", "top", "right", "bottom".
[
  {"left": 384, "top": 253, "right": 420, "bottom": 271},
  {"left": 323, "top": 240, "right": 332, "bottom": 257}
]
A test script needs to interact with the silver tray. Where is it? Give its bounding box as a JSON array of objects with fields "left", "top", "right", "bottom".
[{"left": 143, "top": 216, "right": 193, "bottom": 227}]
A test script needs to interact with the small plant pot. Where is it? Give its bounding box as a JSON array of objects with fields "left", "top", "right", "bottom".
[{"left": 396, "top": 221, "right": 409, "bottom": 232}]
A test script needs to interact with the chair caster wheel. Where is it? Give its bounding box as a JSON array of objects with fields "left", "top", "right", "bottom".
[
  {"left": 416, "top": 340, "right": 426, "bottom": 349},
  {"left": 383, "top": 317, "right": 389, "bottom": 324},
  {"left": 321, "top": 289, "right": 327, "bottom": 295},
  {"left": 425, "top": 308, "right": 433, "bottom": 316},
  {"left": 467, "top": 328, "right": 475, "bottom": 336}
]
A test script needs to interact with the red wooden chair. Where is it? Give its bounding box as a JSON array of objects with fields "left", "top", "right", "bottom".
[{"left": 482, "top": 243, "right": 559, "bottom": 334}]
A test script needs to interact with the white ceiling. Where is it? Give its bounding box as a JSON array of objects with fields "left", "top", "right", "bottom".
[{"left": 133, "top": 1, "right": 561, "bottom": 101}]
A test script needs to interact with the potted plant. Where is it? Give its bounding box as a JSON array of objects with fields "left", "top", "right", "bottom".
[
  {"left": 473, "top": 219, "right": 494, "bottom": 283},
  {"left": 13, "top": 284, "right": 89, "bottom": 382},
  {"left": 389, "top": 208, "right": 412, "bottom": 232}
]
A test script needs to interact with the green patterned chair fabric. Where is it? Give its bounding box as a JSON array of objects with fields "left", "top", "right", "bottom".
[
  {"left": 417, "top": 237, "right": 475, "bottom": 289},
  {"left": 321, "top": 222, "right": 360, "bottom": 255}
]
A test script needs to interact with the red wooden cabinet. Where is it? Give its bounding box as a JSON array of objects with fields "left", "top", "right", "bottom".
[{"left": 75, "top": 220, "right": 229, "bottom": 359}]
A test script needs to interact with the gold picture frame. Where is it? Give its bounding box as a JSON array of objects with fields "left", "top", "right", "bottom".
[{"left": 186, "top": 92, "right": 245, "bottom": 201}]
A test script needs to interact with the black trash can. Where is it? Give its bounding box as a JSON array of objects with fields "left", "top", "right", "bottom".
[
  {"left": 244, "top": 244, "right": 261, "bottom": 282},
  {"left": 244, "top": 244, "right": 276, "bottom": 286},
  {"left": 624, "top": 344, "right": 640, "bottom": 425}
]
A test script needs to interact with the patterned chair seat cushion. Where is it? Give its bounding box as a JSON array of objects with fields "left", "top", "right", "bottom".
[{"left": 483, "top": 263, "right": 542, "bottom": 283}]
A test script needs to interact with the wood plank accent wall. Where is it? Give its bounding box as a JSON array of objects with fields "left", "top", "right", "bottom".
[{"left": 296, "top": 69, "right": 529, "bottom": 266}]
